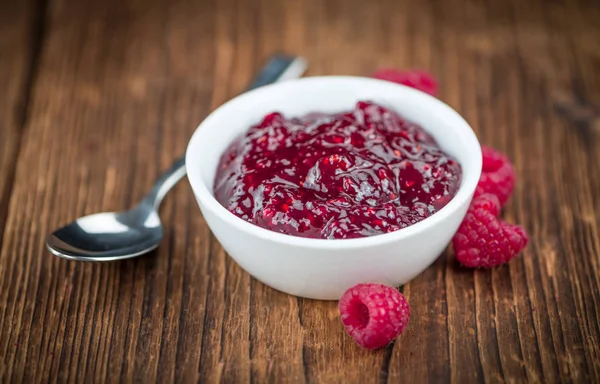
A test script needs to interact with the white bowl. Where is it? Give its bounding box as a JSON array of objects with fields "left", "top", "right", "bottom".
[{"left": 186, "top": 76, "right": 482, "bottom": 300}]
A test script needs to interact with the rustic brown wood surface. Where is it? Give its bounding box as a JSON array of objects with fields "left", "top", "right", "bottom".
[{"left": 1, "top": 0, "right": 599, "bottom": 382}]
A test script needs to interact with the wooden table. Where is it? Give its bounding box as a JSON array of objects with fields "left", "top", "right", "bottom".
[{"left": 1, "top": 0, "right": 600, "bottom": 382}]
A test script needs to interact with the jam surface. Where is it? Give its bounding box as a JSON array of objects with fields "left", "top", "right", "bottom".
[{"left": 214, "top": 101, "right": 462, "bottom": 239}]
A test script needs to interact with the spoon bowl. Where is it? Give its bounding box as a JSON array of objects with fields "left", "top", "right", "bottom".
[{"left": 46, "top": 204, "right": 163, "bottom": 261}]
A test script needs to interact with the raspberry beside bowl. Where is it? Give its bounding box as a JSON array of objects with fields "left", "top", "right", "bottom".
[{"left": 185, "top": 76, "right": 482, "bottom": 300}]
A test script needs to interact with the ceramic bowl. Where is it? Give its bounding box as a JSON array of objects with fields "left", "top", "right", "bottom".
[{"left": 186, "top": 76, "right": 482, "bottom": 300}]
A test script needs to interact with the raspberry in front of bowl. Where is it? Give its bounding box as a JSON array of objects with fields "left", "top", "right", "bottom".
[{"left": 214, "top": 101, "right": 462, "bottom": 239}]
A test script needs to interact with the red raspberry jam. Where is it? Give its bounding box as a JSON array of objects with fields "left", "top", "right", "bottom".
[{"left": 214, "top": 101, "right": 462, "bottom": 239}]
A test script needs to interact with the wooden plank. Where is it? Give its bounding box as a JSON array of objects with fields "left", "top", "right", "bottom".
[
  {"left": 0, "top": 0, "right": 599, "bottom": 382},
  {"left": 0, "top": 0, "right": 217, "bottom": 381},
  {"left": 0, "top": 0, "right": 41, "bottom": 381},
  {"left": 0, "top": 0, "right": 36, "bottom": 229}
]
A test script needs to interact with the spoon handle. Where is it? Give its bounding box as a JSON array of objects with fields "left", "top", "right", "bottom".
[{"left": 141, "top": 54, "right": 308, "bottom": 210}]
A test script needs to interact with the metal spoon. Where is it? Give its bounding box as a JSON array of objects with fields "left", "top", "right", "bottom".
[{"left": 46, "top": 55, "right": 308, "bottom": 261}]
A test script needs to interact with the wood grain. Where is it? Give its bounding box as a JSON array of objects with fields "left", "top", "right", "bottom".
[
  {"left": 1, "top": 0, "right": 599, "bottom": 382},
  {"left": 0, "top": 0, "right": 38, "bottom": 249}
]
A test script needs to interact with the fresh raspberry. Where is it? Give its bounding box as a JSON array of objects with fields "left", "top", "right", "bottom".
[
  {"left": 338, "top": 283, "right": 410, "bottom": 350},
  {"left": 453, "top": 194, "right": 528, "bottom": 268},
  {"left": 475, "top": 146, "right": 515, "bottom": 206},
  {"left": 372, "top": 69, "right": 438, "bottom": 96}
]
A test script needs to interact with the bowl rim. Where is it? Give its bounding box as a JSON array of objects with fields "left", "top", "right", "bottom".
[{"left": 185, "top": 75, "right": 482, "bottom": 250}]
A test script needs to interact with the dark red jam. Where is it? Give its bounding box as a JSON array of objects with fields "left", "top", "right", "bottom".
[{"left": 214, "top": 101, "right": 462, "bottom": 239}]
